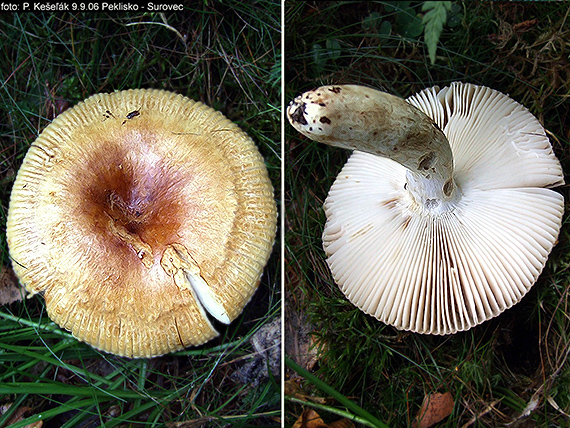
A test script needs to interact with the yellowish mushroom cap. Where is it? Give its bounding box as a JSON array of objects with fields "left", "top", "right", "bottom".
[{"left": 7, "top": 89, "right": 277, "bottom": 358}]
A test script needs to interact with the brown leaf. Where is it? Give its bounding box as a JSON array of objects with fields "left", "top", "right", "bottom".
[
  {"left": 329, "top": 418, "right": 355, "bottom": 428},
  {"left": 284, "top": 379, "right": 328, "bottom": 405},
  {"left": 292, "top": 409, "right": 354, "bottom": 428},
  {"left": 0, "top": 403, "right": 43, "bottom": 428},
  {"left": 513, "top": 19, "right": 538, "bottom": 33},
  {"left": 0, "top": 266, "right": 26, "bottom": 305},
  {"left": 412, "top": 392, "right": 454, "bottom": 428},
  {"left": 292, "top": 409, "right": 328, "bottom": 428},
  {"left": 285, "top": 378, "right": 304, "bottom": 396}
]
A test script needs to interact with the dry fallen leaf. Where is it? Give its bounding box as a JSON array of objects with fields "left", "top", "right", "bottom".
[
  {"left": 412, "top": 392, "right": 454, "bottom": 428},
  {"left": 0, "top": 403, "right": 43, "bottom": 428},
  {"left": 292, "top": 409, "right": 354, "bottom": 428},
  {"left": 285, "top": 378, "right": 304, "bottom": 396},
  {"left": 284, "top": 378, "right": 328, "bottom": 405},
  {"left": 0, "top": 266, "right": 26, "bottom": 305},
  {"left": 329, "top": 419, "right": 356, "bottom": 428},
  {"left": 292, "top": 409, "right": 327, "bottom": 428}
]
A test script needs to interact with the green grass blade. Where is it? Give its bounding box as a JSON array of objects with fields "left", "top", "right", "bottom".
[{"left": 285, "top": 357, "right": 390, "bottom": 428}]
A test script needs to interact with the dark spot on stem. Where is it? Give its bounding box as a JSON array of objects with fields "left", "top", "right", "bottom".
[
  {"left": 418, "top": 152, "right": 436, "bottom": 171},
  {"left": 289, "top": 103, "right": 308, "bottom": 125},
  {"left": 443, "top": 179, "right": 454, "bottom": 197}
]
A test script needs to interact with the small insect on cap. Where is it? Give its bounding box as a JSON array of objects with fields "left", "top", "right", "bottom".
[{"left": 7, "top": 89, "right": 277, "bottom": 358}]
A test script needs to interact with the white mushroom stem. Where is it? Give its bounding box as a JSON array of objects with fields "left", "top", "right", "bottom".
[{"left": 287, "top": 85, "right": 457, "bottom": 210}]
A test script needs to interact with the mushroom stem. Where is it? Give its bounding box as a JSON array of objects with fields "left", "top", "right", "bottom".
[{"left": 287, "top": 85, "right": 456, "bottom": 209}]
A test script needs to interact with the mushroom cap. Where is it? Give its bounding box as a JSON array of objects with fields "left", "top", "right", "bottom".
[
  {"left": 7, "top": 89, "right": 277, "bottom": 358},
  {"left": 322, "top": 82, "right": 564, "bottom": 334}
]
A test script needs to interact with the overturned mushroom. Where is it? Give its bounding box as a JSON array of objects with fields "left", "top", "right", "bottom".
[
  {"left": 7, "top": 89, "right": 277, "bottom": 358},
  {"left": 287, "top": 83, "right": 564, "bottom": 334}
]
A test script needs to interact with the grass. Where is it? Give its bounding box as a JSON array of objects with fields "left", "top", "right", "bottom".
[
  {"left": 0, "top": 4, "right": 281, "bottom": 427},
  {"left": 285, "top": 1, "right": 570, "bottom": 427}
]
